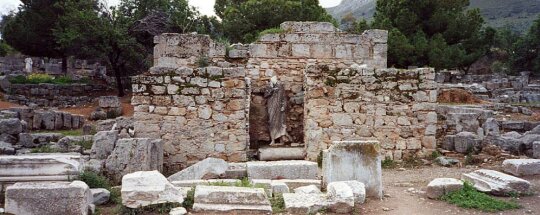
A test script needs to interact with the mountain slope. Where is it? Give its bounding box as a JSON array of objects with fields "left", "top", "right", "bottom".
[{"left": 326, "top": 0, "right": 540, "bottom": 33}]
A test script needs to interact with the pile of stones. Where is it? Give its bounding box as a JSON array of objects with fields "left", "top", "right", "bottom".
[{"left": 90, "top": 96, "right": 123, "bottom": 120}]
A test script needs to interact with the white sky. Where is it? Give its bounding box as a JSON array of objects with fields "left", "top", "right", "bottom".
[{"left": 0, "top": 0, "right": 343, "bottom": 16}]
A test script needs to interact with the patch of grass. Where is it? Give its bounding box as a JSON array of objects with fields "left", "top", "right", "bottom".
[
  {"left": 430, "top": 151, "right": 442, "bottom": 160},
  {"left": 381, "top": 157, "right": 397, "bottom": 169},
  {"left": 30, "top": 145, "right": 62, "bottom": 153},
  {"left": 442, "top": 183, "right": 521, "bottom": 212},
  {"left": 182, "top": 187, "right": 195, "bottom": 210},
  {"left": 73, "top": 140, "right": 93, "bottom": 150},
  {"left": 117, "top": 202, "right": 182, "bottom": 215},
  {"left": 110, "top": 186, "right": 122, "bottom": 205},
  {"left": 35, "top": 129, "right": 84, "bottom": 136},
  {"left": 79, "top": 171, "right": 112, "bottom": 190},
  {"left": 270, "top": 193, "right": 285, "bottom": 213}
]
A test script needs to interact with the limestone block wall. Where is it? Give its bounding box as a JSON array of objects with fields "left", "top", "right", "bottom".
[
  {"left": 153, "top": 33, "right": 226, "bottom": 68},
  {"left": 245, "top": 22, "right": 388, "bottom": 146},
  {"left": 304, "top": 64, "right": 437, "bottom": 160},
  {"left": 131, "top": 65, "right": 249, "bottom": 172},
  {"left": 4, "top": 83, "right": 106, "bottom": 107}
]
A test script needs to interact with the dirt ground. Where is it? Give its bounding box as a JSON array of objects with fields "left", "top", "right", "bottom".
[
  {"left": 438, "top": 89, "right": 486, "bottom": 104},
  {"left": 357, "top": 165, "right": 540, "bottom": 215}
]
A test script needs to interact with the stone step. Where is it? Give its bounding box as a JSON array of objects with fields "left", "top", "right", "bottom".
[
  {"left": 258, "top": 147, "right": 305, "bottom": 161},
  {"left": 246, "top": 160, "right": 318, "bottom": 180},
  {"left": 502, "top": 159, "right": 540, "bottom": 176},
  {"left": 462, "top": 169, "right": 531, "bottom": 196},
  {"left": 192, "top": 203, "right": 272, "bottom": 214},
  {"left": 171, "top": 179, "right": 241, "bottom": 187}
]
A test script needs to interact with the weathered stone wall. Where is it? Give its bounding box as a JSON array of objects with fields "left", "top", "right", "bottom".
[
  {"left": 0, "top": 57, "right": 106, "bottom": 77},
  {"left": 131, "top": 60, "right": 249, "bottom": 172},
  {"left": 242, "top": 22, "right": 388, "bottom": 146},
  {"left": 3, "top": 83, "right": 106, "bottom": 107},
  {"left": 304, "top": 64, "right": 437, "bottom": 160}
]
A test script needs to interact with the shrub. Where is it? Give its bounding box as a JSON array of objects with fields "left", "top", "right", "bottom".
[
  {"left": 8, "top": 73, "right": 86, "bottom": 85},
  {"left": 79, "top": 171, "right": 111, "bottom": 190},
  {"left": 196, "top": 55, "right": 209, "bottom": 67},
  {"left": 30, "top": 145, "right": 62, "bottom": 153},
  {"left": 381, "top": 157, "right": 397, "bottom": 169},
  {"left": 182, "top": 188, "right": 195, "bottom": 209},
  {"left": 270, "top": 193, "right": 285, "bottom": 213},
  {"left": 442, "top": 183, "right": 521, "bottom": 212}
]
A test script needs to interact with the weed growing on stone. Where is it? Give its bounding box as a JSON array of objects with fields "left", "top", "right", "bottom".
[
  {"left": 79, "top": 171, "right": 112, "bottom": 189},
  {"left": 182, "top": 187, "right": 195, "bottom": 209},
  {"left": 430, "top": 151, "right": 442, "bottom": 160},
  {"left": 317, "top": 151, "right": 324, "bottom": 168},
  {"left": 270, "top": 193, "right": 285, "bottom": 213},
  {"left": 442, "top": 183, "right": 521, "bottom": 212},
  {"left": 381, "top": 157, "right": 397, "bottom": 169},
  {"left": 197, "top": 55, "right": 210, "bottom": 67},
  {"left": 117, "top": 202, "right": 182, "bottom": 215},
  {"left": 73, "top": 140, "right": 93, "bottom": 150}
]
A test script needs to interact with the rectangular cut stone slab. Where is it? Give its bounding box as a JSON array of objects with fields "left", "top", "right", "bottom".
[
  {"left": 192, "top": 185, "right": 272, "bottom": 214},
  {"left": 121, "top": 171, "right": 184, "bottom": 208},
  {"left": 225, "top": 162, "right": 247, "bottom": 179},
  {"left": 246, "top": 160, "right": 318, "bottom": 179},
  {"left": 426, "top": 178, "right": 464, "bottom": 199},
  {"left": 502, "top": 159, "right": 540, "bottom": 176},
  {"left": 5, "top": 181, "right": 93, "bottom": 215},
  {"left": 105, "top": 138, "right": 163, "bottom": 183},
  {"left": 0, "top": 153, "right": 83, "bottom": 183},
  {"left": 462, "top": 169, "right": 531, "bottom": 196},
  {"left": 258, "top": 147, "right": 305, "bottom": 161},
  {"left": 283, "top": 193, "right": 353, "bottom": 214},
  {"left": 168, "top": 157, "right": 229, "bottom": 181},
  {"left": 322, "top": 140, "right": 383, "bottom": 198}
]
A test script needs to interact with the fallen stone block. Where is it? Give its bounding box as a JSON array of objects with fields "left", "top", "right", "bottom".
[
  {"left": 250, "top": 179, "right": 273, "bottom": 197},
  {"left": 258, "top": 147, "right": 305, "bottom": 161},
  {"left": 168, "top": 157, "right": 229, "bottom": 181},
  {"left": 121, "top": 171, "right": 184, "bottom": 208},
  {"left": 426, "top": 178, "right": 464, "bottom": 199},
  {"left": 246, "top": 160, "right": 318, "bottom": 179},
  {"left": 91, "top": 188, "right": 110, "bottom": 205},
  {"left": 293, "top": 185, "right": 321, "bottom": 194},
  {"left": 454, "top": 132, "right": 481, "bottom": 153},
  {"left": 462, "top": 169, "right": 531, "bottom": 196},
  {"left": 322, "top": 140, "right": 383, "bottom": 198},
  {"left": 169, "top": 207, "right": 187, "bottom": 215},
  {"left": 90, "top": 131, "right": 118, "bottom": 159},
  {"left": 5, "top": 181, "right": 94, "bottom": 215},
  {"left": 271, "top": 181, "right": 290, "bottom": 194},
  {"left": 0, "top": 118, "right": 23, "bottom": 135},
  {"left": 0, "top": 153, "right": 83, "bottom": 183},
  {"left": 502, "top": 159, "right": 540, "bottom": 176},
  {"left": 105, "top": 138, "right": 163, "bottom": 183},
  {"left": 283, "top": 193, "right": 329, "bottom": 214},
  {"left": 192, "top": 185, "right": 272, "bottom": 214},
  {"left": 326, "top": 182, "right": 355, "bottom": 213},
  {"left": 340, "top": 180, "right": 366, "bottom": 204},
  {"left": 224, "top": 162, "right": 247, "bottom": 179}
]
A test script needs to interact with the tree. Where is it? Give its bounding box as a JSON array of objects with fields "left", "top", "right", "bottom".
[
  {"left": 372, "top": 0, "right": 492, "bottom": 70},
  {"left": 220, "top": 0, "right": 336, "bottom": 43},
  {"left": 2, "top": 0, "right": 69, "bottom": 72},
  {"left": 511, "top": 15, "right": 540, "bottom": 74}
]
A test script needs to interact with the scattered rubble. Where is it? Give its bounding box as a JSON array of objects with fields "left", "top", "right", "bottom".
[
  {"left": 462, "top": 169, "right": 531, "bottom": 196},
  {"left": 426, "top": 178, "right": 464, "bottom": 199}
]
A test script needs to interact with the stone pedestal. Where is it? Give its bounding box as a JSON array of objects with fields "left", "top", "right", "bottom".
[{"left": 322, "top": 140, "right": 382, "bottom": 199}]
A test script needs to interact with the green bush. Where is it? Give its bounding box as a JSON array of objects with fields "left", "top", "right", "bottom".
[
  {"left": 442, "top": 183, "right": 521, "bottom": 212},
  {"left": 258, "top": 28, "right": 284, "bottom": 39},
  {"left": 73, "top": 140, "right": 93, "bottom": 150},
  {"left": 79, "top": 171, "right": 112, "bottom": 190},
  {"left": 182, "top": 188, "right": 195, "bottom": 210},
  {"left": 381, "top": 157, "right": 397, "bottom": 169}
]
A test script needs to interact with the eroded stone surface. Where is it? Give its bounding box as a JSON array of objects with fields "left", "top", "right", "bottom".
[
  {"left": 168, "top": 157, "right": 229, "bottom": 181},
  {"left": 426, "top": 178, "right": 464, "bottom": 199},
  {"left": 294, "top": 185, "right": 322, "bottom": 194},
  {"left": 192, "top": 185, "right": 272, "bottom": 214},
  {"left": 105, "top": 138, "right": 163, "bottom": 183},
  {"left": 246, "top": 160, "right": 318, "bottom": 180},
  {"left": 121, "top": 171, "right": 183, "bottom": 208}
]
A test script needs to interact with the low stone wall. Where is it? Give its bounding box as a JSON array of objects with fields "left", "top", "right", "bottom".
[
  {"left": 4, "top": 83, "right": 106, "bottom": 107},
  {"left": 131, "top": 65, "right": 250, "bottom": 172},
  {"left": 304, "top": 64, "right": 437, "bottom": 160},
  {"left": 7, "top": 107, "right": 85, "bottom": 130}
]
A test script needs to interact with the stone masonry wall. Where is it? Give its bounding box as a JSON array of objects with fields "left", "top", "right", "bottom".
[
  {"left": 132, "top": 34, "right": 249, "bottom": 172},
  {"left": 244, "top": 22, "right": 388, "bottom": 146},
  {"left": 4, "top": 83, "right": 105, "bottom": 107},
  {"left": 304, "top": 64, "right": 437, "bottom": 160}
]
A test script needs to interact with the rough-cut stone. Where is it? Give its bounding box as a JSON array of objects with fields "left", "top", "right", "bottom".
[
  {"left": 105, "top": 138, "right": 164, "bottom": 183},
  {"left": 326, "top": 182, "right": 355, "bottom": 213},
  {"left": 340, "top": 181, "right": 366, "bottom": 204},
  {"left": 258, "top": 147, "right": 305, "bottom": 161},
  {"left": 99, "top": 96, "right": 121, "bottom": 108},
  {"left": 271, "top": 181, "right": 290, "bottom": 194},
  {"left": 483, "top": 118, "right": 500, "bottom": 136},
  {"left": 322, "top": 140, "right": 382, "bottom": 198},
  {"left": 0, "top": 118, "right": 23, "bottom": 135},
  {"left": 293, "top": 185, "right": 321, "bottom": 194},
  {"left": 91, "top": 188, "right": 110, "bottom": 205},
  {"left": 454, "top": 132, "right": 481, "bottom": 153},
  {"left": 5, "top": 181, "right": 94, "bottom": 215},
  {"left": 171, "top": 179, "right": 240, "bottom": 187},
  {"left": 225, "top": 162, "right": 247, "bottom": 179},
  {"left": 168, "top": 157, "right": 229, "bottom": 181},
  {"left": 462, "top": 169, "right": 531, "bottom": 196},
  {"left": 502, "top": 159, "right": 540, "bottom": 176},
  {"left": 0, "top": 141, "right": 15, "bottom": 155},
  {"left": 246, "top": 160, "right": 318, "bottom": 179},
  {"left": 426, "top": 178, "right": 464, "bottom": 199},
  {"left": 90, "top": 131, "right": 118, "bottom": 159},
  {"left": 274, "top": 179, "right": 321, "bottom": 190},
  {"left": 0, "top": 154, "right": 83, "bottom": 183},
  {"left": 121, "top": 171, "right": 184, "bottom": 208},
  {"left": 534, "top": 141, "right": 540, "bottom": 159},
  {"left": 192, "top": 185, "right": 272, "bottom": 214}
]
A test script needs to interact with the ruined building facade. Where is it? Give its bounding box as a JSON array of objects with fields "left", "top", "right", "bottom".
[{"left": 131, "top": 22, "right": 437, "bottom": 172}]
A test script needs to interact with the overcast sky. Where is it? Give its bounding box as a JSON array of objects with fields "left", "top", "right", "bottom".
[{"left": 0, "top": 0, "right": 343, "bottom": 16}]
